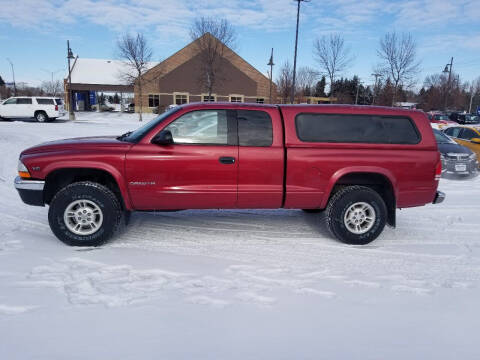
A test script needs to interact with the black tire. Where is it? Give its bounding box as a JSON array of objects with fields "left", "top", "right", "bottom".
[
  {"left": 302, "top": 209, "right": 324, "bottom": 213},
  {"left": 35, "top": 111, "right": 48, "bottom": 122},
  {"left": 48, "top": 181, "right": 123, "bottom": 246},
  {"left": 325, "top": 186, "right": 387, "bottom": 245}
]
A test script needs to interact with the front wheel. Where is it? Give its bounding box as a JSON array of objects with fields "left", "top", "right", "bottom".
[
  {"left": 325, "top": 186, "right": 387, "bottom": 245},
  {"left": 48, "top": 182, "right": 123, "bottom": 246}
]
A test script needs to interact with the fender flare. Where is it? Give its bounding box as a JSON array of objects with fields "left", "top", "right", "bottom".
[
  {"left": 43, "top": 161, "right": 133, "bottom": 210},
  {"left": 320, "top": 166, "right": 398, "bottom": 209}
]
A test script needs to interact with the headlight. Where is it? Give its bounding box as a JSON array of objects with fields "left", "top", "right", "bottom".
[
  {"left": 17, "top": 160, "right": 31, "bottom": 179},
  {"left": 469, "top": 153, "right": 477, "bottom": 160}
]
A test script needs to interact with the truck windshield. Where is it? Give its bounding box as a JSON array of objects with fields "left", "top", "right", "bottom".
[{"left": 119, "top": 107, "right": 181, "bottom": 143}]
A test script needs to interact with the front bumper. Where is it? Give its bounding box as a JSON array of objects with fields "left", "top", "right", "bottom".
[
  {"left": 441, "top": 157, "right": 478, "bottom": 176},
  {"left": 433, "top": 191, "right": 446, "bottom": 204},
  {"left": 14, "top": 176, "right": 45, "bottom": 206}
]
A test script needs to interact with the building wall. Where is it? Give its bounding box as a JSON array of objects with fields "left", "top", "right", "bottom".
[
  {"left": 137, "top": 53, "right": 266, "bottom": 112},
  {"left": 135, "top": 34, "right": 275, "bottom": 113}
]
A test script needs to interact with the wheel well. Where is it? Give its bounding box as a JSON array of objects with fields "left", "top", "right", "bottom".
[
  {"left": 44, "top": 168, "right": 125, "bottom": 209},
  {"left": 34, "top": 110, "right": 47, "bottom": 117},
  {"left": 330, "top": 172, "right": 396, "bottom": 227}
]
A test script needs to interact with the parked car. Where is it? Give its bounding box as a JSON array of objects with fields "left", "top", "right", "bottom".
[
  {"left": 0, "top": 96, "right": 64, "bottom": 122},
  {"left": 443, "top": 125, "right": 480, "bottom": 164},
  {"left": 91, "top": 103, "right": 115, "bottom": 112},
  {"left": 433, "top": 129, "right": 478, "bottom": 176},
  {"left": 125, "top": 103, "right": 135, "bottom": 113},
  {"left": 14, "top": 103, "right": 444, "bottom": 247},
  {"left": 427, "top": 111, "right": 456, "bottom": 129},
  {"left": 449, "top": 112, "right": 480, "bottom": 124}
]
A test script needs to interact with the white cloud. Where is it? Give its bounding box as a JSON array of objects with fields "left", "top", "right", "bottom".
[{"left": 0, "top": 0, "right": 297, "bottom": 33}]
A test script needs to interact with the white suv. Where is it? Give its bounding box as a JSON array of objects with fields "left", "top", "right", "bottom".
[{"left": 0, "top": 96, "right": 66, "bottom": 122}]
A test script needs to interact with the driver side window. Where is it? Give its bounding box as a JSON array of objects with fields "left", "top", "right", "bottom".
[
  {"left": 164, "top": 110, "right": 230, "bottom": 145},
  {"left": 3, "top": 98, "right": 16, "bottom": 105}
]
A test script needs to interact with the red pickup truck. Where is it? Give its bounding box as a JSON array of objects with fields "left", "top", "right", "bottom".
[{"left": 14, "top": 103, "right": 444, "bottom": 246}]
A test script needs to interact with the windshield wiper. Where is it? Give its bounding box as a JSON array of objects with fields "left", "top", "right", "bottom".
[{"left": 117, "top": 131, "right": 132, "bottom": 141}]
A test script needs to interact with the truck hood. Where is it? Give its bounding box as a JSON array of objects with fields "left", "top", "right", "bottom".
[{"left": 21, "top": 136, "right": 132, "bottom": 155}]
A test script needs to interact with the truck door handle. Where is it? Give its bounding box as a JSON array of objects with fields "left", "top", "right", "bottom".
[{"left": 219, "top": 156, "right": 236, "bottom": 164}]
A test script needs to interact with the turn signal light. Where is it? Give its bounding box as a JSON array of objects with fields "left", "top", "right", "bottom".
[{"left": 18, "top": 160, "right": 31, "bottom": 179}]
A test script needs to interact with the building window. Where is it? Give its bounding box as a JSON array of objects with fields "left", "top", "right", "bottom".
[
  {"left": 174, "top": 93, "right": 189, "bottom": 105},
  {"left": 256, "top": 98, "right": 265, "bottom": 104},
  {"left": 229, "top": 95, "right": 244, "bottom": 103},
  {"left": 148, "top": 94, "right": 159, "bottom": 108},
  {"left": 202, "top": 94, "right": 216, "bottom": 102}
]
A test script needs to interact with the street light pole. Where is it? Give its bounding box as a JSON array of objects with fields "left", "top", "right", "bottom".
[
  {"left": 67, "top": 40, "right": 75, "bottom": 121},
  {"left": 291, "top": 0, "right": 309, "bottom": 104},
  {"left": 355, "top": 80, "right": 361, "bottom": 105},
  {"left": 443, "top": 57, "right": 453, "bottom": 111},
  {"left": 6, "top": 58, "right": 17, "bottom": 96},
  {"left": 469, "top": 83, "right": 474, "bottom": 114},
  {"left": 371, "top": 72, "right": 381, "bottom": 105},
  {"left": 267, "top": 48, "right": 274, "bottom": 104}
]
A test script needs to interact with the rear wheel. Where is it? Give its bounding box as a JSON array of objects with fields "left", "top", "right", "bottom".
[
  {"left": 48, "top": 181, "right": 123, "bottom": 246},
  {"left": 325, "top": 186, "right": 387, "bottom": 245},
  {"left": 35, "top": 111, "right": 48, "bottom": 122}
]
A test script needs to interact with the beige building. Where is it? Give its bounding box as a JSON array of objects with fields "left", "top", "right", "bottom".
[{"left": 136, "top": 33, "right": 274, "bottom": 113}]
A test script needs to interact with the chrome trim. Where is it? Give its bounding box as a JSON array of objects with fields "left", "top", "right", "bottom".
[
  {"left": 433, "top": 191, "right": 446, "bottom": 204},
  {"left": 14, "top": 176, "right": 45, "bottom": 191}
]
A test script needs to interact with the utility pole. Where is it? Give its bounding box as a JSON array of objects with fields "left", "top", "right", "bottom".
[
  {"left": 355, "top": 81, "right": 361, "bottom": 105},
  {"left": 371, "top": 72, "right": 381, "bottom": 105},
  {"left": 6, "top": 58, "right": 17, "bottom": 96},
  {"left": 67, "top": 40, "right": 76, "bottom": 121},
  {"left": 267, "top": 48, "right": 274, "bottom": 104},
  {"left": 443, "top": 57, "right": 453, "bottom": 111},
  {"left": 469, "top": 83, "right": 474, "bottom": 114},
  {"left": 291, "top": 0, "right": 310, "bottom": 104}
]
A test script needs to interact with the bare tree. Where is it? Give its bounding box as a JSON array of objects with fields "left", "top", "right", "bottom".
[
  {"left": 376, "top": 32, "right": 420, "bottom": 106},
  {"left": 117, "top": 33, "right": 153, "bottom": 121},
  {"left": 296, "top": 66, "right": 320, "bottom": 97},
  {"left": 313, "top": 34, "right": 352, "bottom": 99},
  {"left": 41, "top": 79, "right": 63, "bottom": 97},
  {"left": 275, "top": 61, "right": 294, "bottom": 103},
  {"left": 190, "top": 17, "right": 236, "bottom": 98}
]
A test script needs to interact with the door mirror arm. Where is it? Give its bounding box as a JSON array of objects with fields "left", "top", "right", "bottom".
[{"left": 151, "top": 130, "right": 174, "bottom": 146}]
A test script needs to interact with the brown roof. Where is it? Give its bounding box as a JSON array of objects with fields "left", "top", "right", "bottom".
[{"left": 144, "top": 33, "right": 271, "bottom": 89}]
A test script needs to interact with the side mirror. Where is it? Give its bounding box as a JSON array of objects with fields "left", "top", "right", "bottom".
[
  {"left": 471, "top": 137, "right": 480, "bottom": 144},
  {"left": 152, "top": 130, "right": 173, "bottom": 145}
]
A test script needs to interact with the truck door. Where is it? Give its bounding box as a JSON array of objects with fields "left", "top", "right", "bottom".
[
  {"left": 16, "top": 98, "right": 33, "bottom": 118},
  {"left": 0, "top": 97, "right": 17, "bottom": 117},
  {"left": 126, "top": 109, "right": 239, "bottom": 210},
  {"left": 236, "top": 109, "right": 284, "bottom": 208}
]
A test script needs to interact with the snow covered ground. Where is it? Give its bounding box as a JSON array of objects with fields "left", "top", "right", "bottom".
[{"left": 1, "top": 112, "right": 480, "bottom": 359}]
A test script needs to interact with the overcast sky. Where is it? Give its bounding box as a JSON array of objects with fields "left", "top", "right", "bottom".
[{"left": 1, "top": 0, "right": 479, "bottom": 89}]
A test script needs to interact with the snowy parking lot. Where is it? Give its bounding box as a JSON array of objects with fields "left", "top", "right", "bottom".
[{"left": 1, "top": 112, "right": 480, "bottom": 359}]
